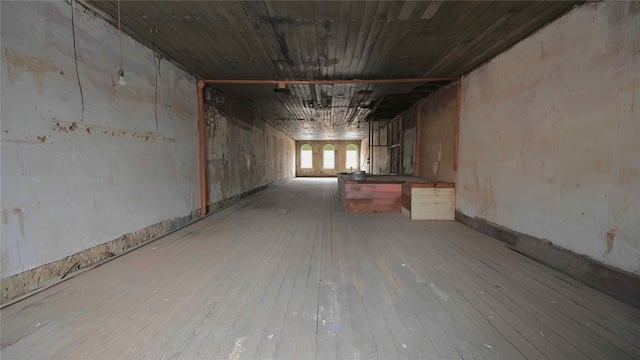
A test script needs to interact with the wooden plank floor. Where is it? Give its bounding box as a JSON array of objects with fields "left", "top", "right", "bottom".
[{"left": 2, "top": 178, "right": 639, "bottom": 359}]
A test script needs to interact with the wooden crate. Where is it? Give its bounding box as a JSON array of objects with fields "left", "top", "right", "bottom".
[
  {"left": 401, "top": 182, "right": 455, "bottom": 220},
  {"left": 344, "top": 183, "right": 402, "bottom": 213}
]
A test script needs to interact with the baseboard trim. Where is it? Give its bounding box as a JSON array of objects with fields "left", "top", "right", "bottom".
[
  {"left": 1, "top": 210, "right": 200, "bottom": 306},
  {"left": 455, "top": 211, "right": 640, "bottom": 309},
  {"left": 1, "top": 179, "right": 291, "bottom": 306}
]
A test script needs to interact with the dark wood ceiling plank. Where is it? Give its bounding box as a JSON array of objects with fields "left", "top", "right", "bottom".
[
  {"left": 410, "top": 1, "right": 485, "bottom": 76},
  {"left": 210, "top": 1, "right": 281, "bottom": 79},
  {"left": 340, "top": 1, "right": 365, "bottom": 79},
  {"left": 239, "top": 1, "right": 295, "bottom": 81},
  {"left": 349, "top": 1, "right": 379, "bottom": 77},
  {"left": 262, "top": 1, "right": 299, "bottom": 80},
  {"left": 453, "top": 2, "right": 578, "bottom": 76},
  {"left": 312, "top": 1, "right": 328, "bottom": 79},
  {"left": 323, "top": 1, "right": 341, "bottom": 81},
  {"left": 352, "top": 0, "right": 390, "bottom": 79},
  {"left": 271, "top": 1, "right": 306, "bottom": 79},
  {"left": 147, "top": 1, "right": 232, "bottom": 78},
  {"left": 105, "top": 0, "right": 203, "bottom": 76},
  {"left": 334, "top": 1, "right": 354, "bottom": 80},
  {"left": 85, "top": 0, "right": 579, "bottom": 140},
  {"left": 423, "top": 1, "right": 517, "bottom": 77},
  {"left": 393, "top": 1, "right": 463, "bottom": 77},
  {"left": 381, "top": 7, "right": 427, "bottom": 77},
  {"left": 299, "top": 1, "right": 321, "bottom": 80},
  {"left": 360, "top": 1, "right": 405, "bottom": 79},
  {"left": 180, "top": 2, "right": 249, "bottom": 79}
]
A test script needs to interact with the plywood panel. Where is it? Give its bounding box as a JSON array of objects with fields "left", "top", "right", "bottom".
[
  {"left": 342, "top": 180, "right": 403, "bottom": 213},
  {"left": 402, "top": 186, "right": 456, "bottom": 220}
]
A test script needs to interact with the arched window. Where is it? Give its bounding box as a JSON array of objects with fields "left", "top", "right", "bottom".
[
  {"left": 300, "top": 144, "right": 313, "bottom": 169},
  {"left": 346, "top": 144, "right": 358, "bottom": 170},
  {"left": 323, "top": 144, "right": 335, "bottom": 169}
]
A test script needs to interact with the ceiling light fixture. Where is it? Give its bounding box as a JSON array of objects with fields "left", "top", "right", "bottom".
[{"left": 117, "top": 0, "right": 126, "bottom": 86}]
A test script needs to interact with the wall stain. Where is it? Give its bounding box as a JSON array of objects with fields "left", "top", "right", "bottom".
[
  {"left": 13, "top": 209, "right": 25, "bottom": 237},
  {"left": 1, "top": 211, "right": 199, "bottom": 304},
  {"left": 50, "top": 119, "right": 174, "bottom": 142},
  {"left": 605, "top": 228, "right": 617, "bottom": 255},
  {"left": 4, "top": 49, "right": 56, "bottom": 95},
  {"left": 617, "top": 167, "right": 639, "bottom": 185},
  {"left": 204, "top": 88, "right": 295, "bottom": 204}
]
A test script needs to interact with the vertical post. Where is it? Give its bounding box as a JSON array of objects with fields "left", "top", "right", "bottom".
[
  {"left": 454, "top": 78, "right": 462, "bottom": 171},
  {"left": 368, "top": 119, "right": 372, "bottom": 174},
  {"left": 415, "top": 100, "right": 422, "bottom": 177},
  {"left": 197, "top": 80, "right": 207, "bottom": 217},
  {"left": 378, "top": 121, "right": 381, "bottom": 174}
]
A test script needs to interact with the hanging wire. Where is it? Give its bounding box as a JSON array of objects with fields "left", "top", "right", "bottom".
[
  {"left": 70, "top": 0, "right": 85, "bottom": 122},
  {"left": 153, "top": 40, "right": 159, "bottom": 133},
  {"left": 118, "top": 0, "right": 123, "bottom": 71}
]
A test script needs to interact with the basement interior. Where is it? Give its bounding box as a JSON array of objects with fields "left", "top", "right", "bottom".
[{"left": 1, "top": 1, "right": 639, "bottom": 359}]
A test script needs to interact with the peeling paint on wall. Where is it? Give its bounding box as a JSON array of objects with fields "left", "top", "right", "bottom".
[
  {"left": 1, "top": 1, "right": 199, "bottom": 285},
  {"left": 203, "top": 88, "right": 295, "bottom": 204},
  {"left": 1, "top": 211, "right": 199, "bottom": 304},
  {"left": 4, "top": 49, "right": 56, "bottom": 95},
  {"left": 456, "top": 2, "right": 640, "bottom": 274}
]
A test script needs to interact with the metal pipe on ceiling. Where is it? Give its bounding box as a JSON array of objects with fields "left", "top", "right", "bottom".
[
  {"left": 197, "top": 80, "right": 207, "bottom": 217},
  {"left": 201, "top": 77, "right": 459, "bottom": 86}
]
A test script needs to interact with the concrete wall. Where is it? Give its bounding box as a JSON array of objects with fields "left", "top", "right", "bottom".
[
  {"left": 295, "top": 140, "right": 360, "bottom": 176},
  {"left": 457, "top": 2, "right": 640, "bottom": 275},
  {"left": 1, "top": 1, "right": 199, "bottom": 281},
  {"left": 416, "top": 84, "right": 458, "bottom": 182},
  {"left": 204, "top": 88, "right": 295, "bottom": 200}
]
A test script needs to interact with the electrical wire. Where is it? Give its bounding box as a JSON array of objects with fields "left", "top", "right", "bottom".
[
  {"left": 118, "top": 0, "right": 123, "bottom": 71},
  {"left": 153, "top": 40, "right": 159, "bottom": 133},
  {"left": 70, "top": 0, "right": 85, "bottom": 122}
]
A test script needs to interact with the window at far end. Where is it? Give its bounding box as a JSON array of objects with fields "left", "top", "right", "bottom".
[
  {"left": 323, "top": 144, "right": 335, "bottom": 169},
  {"left": 300, "top": 144, "right": 313, "bottom": 169},
  {"left": 346, "top": 144, "right": 358, "bottom": 170}
]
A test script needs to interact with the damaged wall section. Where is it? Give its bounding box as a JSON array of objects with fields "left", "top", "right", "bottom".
[
  {"left": 456, "top": 2, "right": 640, "bottom": 275},
  {"left": 1, "top": 1, "right": 199, "bottom": 302},
  {"left": 360, "top": 121, "right": 390, "bottom": 175},
  {"left": 203, "top": 87, "right": 295, "bottom": 206},
  {"left": 361, "top": 111, "right": 419, "bottom": 176}
]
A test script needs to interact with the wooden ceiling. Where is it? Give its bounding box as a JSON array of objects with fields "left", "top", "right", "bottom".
[{"left": 84, "top": 1, "right": 579, "bottom": 140}]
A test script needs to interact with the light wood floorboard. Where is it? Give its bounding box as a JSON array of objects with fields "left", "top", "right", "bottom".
[{"left": 2, "top": 178, "right": 639, "bottom": 359}]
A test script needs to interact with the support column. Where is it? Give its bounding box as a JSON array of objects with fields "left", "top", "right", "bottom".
[{"left": 197, "top": 80, "right": 207, "bottom": 217}]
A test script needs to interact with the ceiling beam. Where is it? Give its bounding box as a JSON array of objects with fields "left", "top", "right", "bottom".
[{"left": 202, "top": 77, "right": 459, "bottom": 85}]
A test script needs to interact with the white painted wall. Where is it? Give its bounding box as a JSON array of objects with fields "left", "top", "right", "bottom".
[
  {"left": 1, "top": 1, "right": 199, "bottom": 278},
  {"left": 457, "top": 2, "right": 640, "bottom": 274}
]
